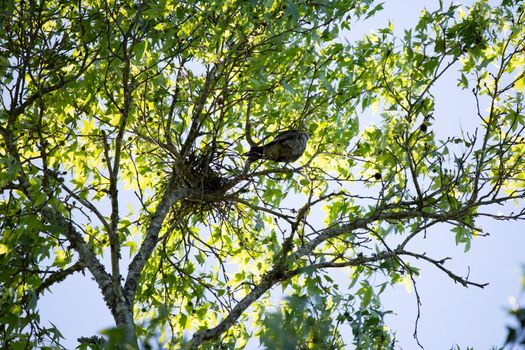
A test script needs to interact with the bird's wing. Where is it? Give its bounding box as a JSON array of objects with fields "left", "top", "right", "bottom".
[{"left": 270, "top": 130, "right": 300, "bottom": 144}]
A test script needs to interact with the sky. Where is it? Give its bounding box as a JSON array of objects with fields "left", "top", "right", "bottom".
[{"left": 38, "top": 1, "right": 525, "bottom": 349}]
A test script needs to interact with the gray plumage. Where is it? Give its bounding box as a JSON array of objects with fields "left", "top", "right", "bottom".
[{"left": 246, "top": 130, "right": 310, "bottom": 163}]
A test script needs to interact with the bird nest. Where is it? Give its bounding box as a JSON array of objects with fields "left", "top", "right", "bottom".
[
  {"left": 175, "top": 151, "right": 234, "bottom": 210},
  {"left": 172, "top": 152, "right": 235, "bottom": 222}
]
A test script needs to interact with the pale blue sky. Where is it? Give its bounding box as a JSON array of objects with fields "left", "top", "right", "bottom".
[{"left": 39, "top": 1, "right": 525, "bottom": 349}]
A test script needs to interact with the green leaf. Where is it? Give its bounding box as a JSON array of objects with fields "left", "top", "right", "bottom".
[{"left": 0, "top": 243, "right": 9, "bottom": 255}]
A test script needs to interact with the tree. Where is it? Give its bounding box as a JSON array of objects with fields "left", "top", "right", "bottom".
[
  {"left": 0, "top": 0, "right": 524, "bottom": 348},
  {"left": 503, "top": 268, "right": 525, "bottom": 349}
]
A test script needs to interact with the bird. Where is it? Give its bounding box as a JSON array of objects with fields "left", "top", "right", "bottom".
[{"left": 245, "top": 130, "right": 310, "bottom": 163}]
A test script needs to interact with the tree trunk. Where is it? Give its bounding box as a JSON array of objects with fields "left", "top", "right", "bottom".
[{"left": 114, "top": 300, "right": 139, "bottom": 348}]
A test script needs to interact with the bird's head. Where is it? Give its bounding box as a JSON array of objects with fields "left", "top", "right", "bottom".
[{"left": 299, "top": 131, "right": 310, "bottom": 141}]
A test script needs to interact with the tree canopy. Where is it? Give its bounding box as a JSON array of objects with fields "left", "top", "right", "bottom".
[{"left": 1, "top": 0, "right": 524, "bottom": 348}]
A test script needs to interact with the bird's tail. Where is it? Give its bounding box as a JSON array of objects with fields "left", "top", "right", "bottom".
[{"left": 245, "top": 146, "right": 263, "bottom": 162}]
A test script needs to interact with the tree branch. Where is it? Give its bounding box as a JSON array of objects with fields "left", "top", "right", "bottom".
[
  {"left": 34, "top": 260, "right": 87, "bottom": 297},
  {"left": 124, "top": 177, "right": 190, "bottom": 304}
]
